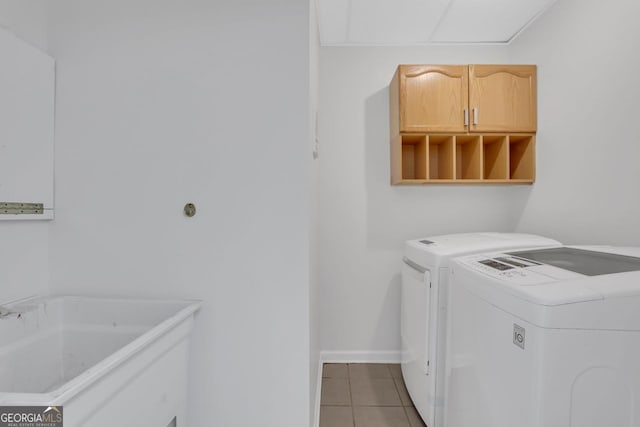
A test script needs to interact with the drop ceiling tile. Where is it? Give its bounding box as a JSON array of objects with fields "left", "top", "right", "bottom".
[
  {"left": 347, "top": 0, "right": 451, "bottom": 44},
  {"left": 429, "top": 0, "right": 558, "bottom": 42},
  {"left": 316, "top": 0, "right": 558, "bottom": 45}
]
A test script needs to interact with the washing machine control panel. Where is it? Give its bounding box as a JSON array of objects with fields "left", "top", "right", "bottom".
[
  {"left": 478, "top": 259, "right": 514, "bottom": 271},
  {"left": 456, "top": 253, "right": 566, "bottom": 285}
]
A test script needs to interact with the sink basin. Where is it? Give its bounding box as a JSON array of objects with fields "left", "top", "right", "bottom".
[{"left": 0, "top": 295, "right": 201, "bottom": 427}]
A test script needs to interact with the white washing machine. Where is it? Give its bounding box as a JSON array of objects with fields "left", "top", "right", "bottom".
[
  {"left": 401, "top": 233, "right": 560, "bottom": 427},
  {"left": 446, "top": 246, "right": 640, "bottom": 427}
]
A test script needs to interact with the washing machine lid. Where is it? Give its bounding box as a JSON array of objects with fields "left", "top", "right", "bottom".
[
  {"left": 452, "top": 247, "right": 640, "bottom": 329},
  {"left": 404, "top": 232, "right": 560, "bottom": 268},
  {"left": 455, "top": 246, "right": 640, "bottom": 305},
  {"left": 507, "top": 247, "right": 640, "bottom": 276}
]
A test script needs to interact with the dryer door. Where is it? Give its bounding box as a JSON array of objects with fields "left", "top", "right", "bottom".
[
  {"left": 401, "top": 258, "right": 431, "bottom": 374},
  {"left": 401, "top": 257, "right": 435, "bottom": 427}
]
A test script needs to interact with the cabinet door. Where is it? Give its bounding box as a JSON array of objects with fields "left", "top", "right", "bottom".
[
  {"left": 398, "top": 65, "right": 469, "bottom": 133},
  {"left": 469, "top": 65, "right": 537, "bottom": 132},
  {"left": 0, "top": 27, "right": 54, "bottom": 220}
]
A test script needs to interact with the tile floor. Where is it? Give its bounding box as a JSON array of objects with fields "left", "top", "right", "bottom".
[{"left": 320, "top": 363, "right": 427, "bottom": 427}]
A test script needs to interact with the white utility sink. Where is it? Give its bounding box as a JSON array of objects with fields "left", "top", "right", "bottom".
[{"left": 0, "top": 295, "right": 201, "bottom": 427}]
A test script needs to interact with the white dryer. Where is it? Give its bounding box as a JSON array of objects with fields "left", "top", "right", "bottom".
[
  {"left": 401, "top": 233, "right": 560, "bottom": 427},
  {"left": 447, "top": 246, "right": 640, "bottom": 427}
]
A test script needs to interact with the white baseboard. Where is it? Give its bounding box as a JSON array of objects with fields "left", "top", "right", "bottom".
[{"left": 320, "top": 350, "right": 402, "bottom": 364}]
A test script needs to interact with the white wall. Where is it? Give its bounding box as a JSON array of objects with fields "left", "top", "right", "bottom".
[
  {"left": 47, "top": 1, "right": 310, "bottom": 426},
  {"left": 0, "top": 0, "right": 48, "bottom": 52},
  {"left": 317, "top": 46, "right": 534, "bottom": 357},
  {"left": 0, "top": 2, "right": 50, "bottom": 305},
  {"left": 0, "top": 222, "right": 49, "bottom": 303},
  {"left": 508, "top": 0, "right": 640, "bottom": 245}
]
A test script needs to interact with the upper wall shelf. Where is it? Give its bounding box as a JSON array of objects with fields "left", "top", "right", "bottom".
[
  {"left": 389, "top": 64, "right": 537, "bottom": 185},
  {"left": 391, "top": 133, "right": 535, "bottom": 184}
]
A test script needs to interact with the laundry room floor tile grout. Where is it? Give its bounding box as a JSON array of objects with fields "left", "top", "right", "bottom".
[{"left": 320, "top": 363, "right": 427, "bottom": 427}]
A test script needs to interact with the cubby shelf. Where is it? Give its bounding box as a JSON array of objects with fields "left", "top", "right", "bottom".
[{"left": 391, "top": 134, "right": 535, "bottom": 185}]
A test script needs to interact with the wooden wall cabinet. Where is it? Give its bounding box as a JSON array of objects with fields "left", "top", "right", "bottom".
[
  {"left": 390, "top": 64, "right": 537, "bottom": 185},
  {"left": 469, "top": 65, "right": 537, "bottom": 132},
  {"left": 390, "top": 65, "right": 469, "bottom": 133}
]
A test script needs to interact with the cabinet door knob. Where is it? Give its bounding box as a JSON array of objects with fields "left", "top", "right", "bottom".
[
  {"left": 473, "top": 108, "right": 478, "bottom": 125},
  {"left": 464, "top": 108, "right": 469, "bottom": 126}
]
